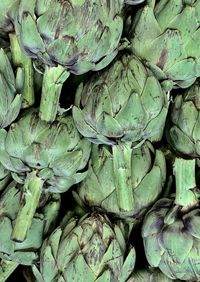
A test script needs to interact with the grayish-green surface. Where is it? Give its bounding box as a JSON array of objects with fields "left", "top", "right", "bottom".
[
  {"left": 31, "top": 213, "right": 136, "bottom": 282},
  {"left": 74, "top": 141, "right": 166, "bottom": 219},
  {"left": 129, "top": 0, "right": 200, "bottom": 90},
  {"left": 167, "top": 81, "right": 200, "bottom": 157},
  {"left": 0, "top": 181, "right": 60, "bottom": 265},
  {"left": 73, "top": 53, "right": 168, "bottom": 145}
]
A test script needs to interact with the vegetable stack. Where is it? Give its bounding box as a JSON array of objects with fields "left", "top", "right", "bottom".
[{"left": 0, "top": 0, "right": 199, "bottom": 281}]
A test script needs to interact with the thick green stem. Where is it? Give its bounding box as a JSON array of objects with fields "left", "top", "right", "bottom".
[
  {"left": 39, "top": 65, "right": 70, "bottom": 122},
  {"left": 11, "top": 171, "right": 44, "bottom": 242},
  {"left": 0, "top": 260, "right": 18, "bottom": 282},
  {"left": 174, "top": 158, "right": 198, "bottom": 207},
  {"left": 112, "top": 143, "right": 134, "bottom": 214},
  {"left": 9, "top": 33, "right": 35, "bottom": 108}
]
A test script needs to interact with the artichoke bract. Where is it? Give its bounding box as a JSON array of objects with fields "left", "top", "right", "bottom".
[
  {"left": 142, "top": 158, "right": 200, "bottom": 281},
  {"left": 31, "top": 213, "right": 136, "bottom": 282},
  {"left": 129, "top": 0, "right": 200, "bottom": 90},
  {"left": 15, "top": 0, "right": 124, "bottom": 122},
  {"left": 0, "top": 48, "right": 21, "bottom": 128},
  {"left": 0, "top": 108, "right": 91, "bottom": 242},
  {"left": 73, "top": 141, "right": 166, "bottom": 219},
  {"left": 72, "top": 53, "right": 168, "bottom": 146},
  {"left": 0, "top": 0, "right": 18, "bottom": 37},
  {"left": 167, "top": 81, "right": 200, "bottom": 158},
  {"left": 125, "top": 0, "right": 145, "bottom": 4},
  {"left": 0, "top": 181, "right": 60, "bottom": 281},
  {"left": 128, "top": 267, "right": 174, "bottom": 281},
  {"left": 0, "top": 163, "right": 10, "bottom": 193}
]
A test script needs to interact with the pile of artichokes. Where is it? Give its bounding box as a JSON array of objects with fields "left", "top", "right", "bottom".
[{"left": 0, "top": 0, "right": 200, "bottom": 281}]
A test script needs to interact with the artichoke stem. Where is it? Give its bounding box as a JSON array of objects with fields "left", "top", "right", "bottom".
[
  {"left": 39, "top": 65, "right": 70, "bottom": 122},
  {"left": 112, "top": 143, "right": 134, "bottom": 213},
  {"left": 0, "top": 260, "right": 19, "bottom": 282},
  {"left": 11, "top": 171, "right": 44, "bottom": 242},
  {"left": 9, "top": 33, "right": 35, "bottom": 108},
  {"left": 174, "top": 158, "right": 198, "bottom": 208}
]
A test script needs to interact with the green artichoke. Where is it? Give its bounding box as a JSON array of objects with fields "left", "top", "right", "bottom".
[
  {"left": 73, "top": 141, "right": 166, "bottom": 219},
  {"left": 31, "top": 212, "right": 136, "bottom": 282},
  {"left": 142, "top": 158, "right": 200, "bottom": 281},
  {"left": 0, "top": 181, "right": 60, "bottom": 281},
  {"left": 129, "top": 0, "right": 200, "bottom": 90},
  {"left": 167, "top": 81, "right": 200, "bottom": 158},
  {"left": 0, "top": 48, "right": 21, "bottom": 128},
  {"left": 72, "top": 53, "right": 168, "bottom": 146},
  {"left": 128, "top": 267, "right": 174, "bottom": 281},
  {"left": 15, "top": 0, "right": 125, "bottom": 122},
  {"left": 0, "top": 108, "right": 91, "bottom": 242}
]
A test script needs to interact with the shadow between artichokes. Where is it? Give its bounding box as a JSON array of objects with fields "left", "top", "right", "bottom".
[
  {"left": 0, "top": 108, "right": 91, "bottom": 243},
  {"left": 72, "top": 53, "right": 169, "bottom": 146}
]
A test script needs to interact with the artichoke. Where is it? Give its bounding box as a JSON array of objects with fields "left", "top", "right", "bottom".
[
  {"left": 128, "top": 0, "right": 200, "bottom": 90},
  {"left": 142, "top": 158, "right": 200, "bottom": 281},
  {"left": 0, "top": 163, "right": 10, "bottom": 193},
  {"left": 128, "top": 267, "right": 174, "bottom": 281},
  {"left": 15, "top": 0, "right": 125, "bottom": 122},
  {"left": 72, "top": 53, "right": 168, "bottom": 146},
  {"left": 167, "top": 81, "right": 200, "bottom": 158},
  {"left": 0, "top": 48, "right": 21, "bottom": 129},
  {"left": 30, "top": 212, "right": 136, "bottom": 282},
  {"left": 73, "top": 141, "right": 166, "bottom": 220},
  {"left": 0, "top": 108, "right": 91, "bottom": 242},
  {"left": 0, "top": 181, "right": 60, "bottom": 281}
]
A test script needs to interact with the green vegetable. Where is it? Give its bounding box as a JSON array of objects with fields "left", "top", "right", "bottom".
[
  {"left": 167, "top": 81, "right": 200, "bottom": 157},
  {"left": 31, "top": 212, "right": 136, "bottom": 282},
  {"left": 142, "top": 158, "right": 200, "bottom": 281},
  {"left": 129, "top": 0, "right": 200, "bottom": 90},
  {"left": 73, "top": 141, "right": 166, "bottom": 220},
  {"left": 0, "top": 181, "right": 60, "bottom": 281},
  {"left": 72, "top": 53, "right": 169, "bottom": 145},
  {"left": 0, "top": 48, "right": 21, "bottom": 128},
  {"left": 15, "top": 0, "right": 124, "bottom": 122},
  {"left": 0, "top": 108, "right": 91, "bottom": 242},
  {"left": 0, "top": 163, "right": 10, "bottom": 193}
]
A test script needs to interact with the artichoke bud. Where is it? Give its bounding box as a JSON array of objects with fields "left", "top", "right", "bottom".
[
  {"left": 31, "top": 212, "right": 136, "bottom": 282},
  {"left": 142, "top": 158, "right": 200, "bottom": 281},
  {"left": 73, "top": 53, "right": 168, "bottom": 146},
  {"left": 128, "top": 0, "right": 200, "bottom": 89},
  {"left": 15, "top": 0, "right": 124, "bottom": 73},
  {"left": 167, "top": 81, "right": 200, "bottom": 157},
  {"left": 0, "top": 181, "right": 61, "bottom": 265},
  {"left": 74, "top": 141, "right": 166, "bottom": 220},
  {"left": 0, "top": 108, "right": 91, "bottom": 242}
]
